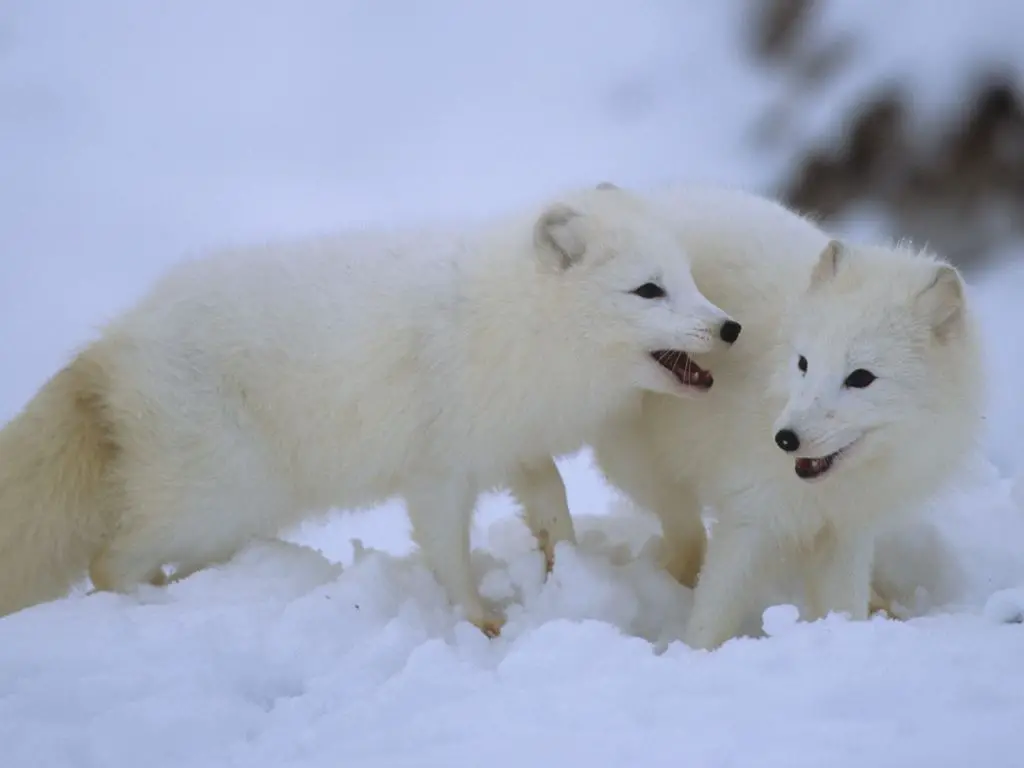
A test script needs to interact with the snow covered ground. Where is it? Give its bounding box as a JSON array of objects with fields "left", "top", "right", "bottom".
[{"left": 1, "top": 2, "right": 1023, "bottom": 766}]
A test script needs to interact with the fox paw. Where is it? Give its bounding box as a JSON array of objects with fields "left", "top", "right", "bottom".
[
  {"left": 869, "top": 587, "right": 906, "bottom": 620},
  {"left": 664, "top": 557, "right": 702, "bottom": 590},
  {"left": 536, "top": 530, "right": 556, "bottom": 575},
  {"left": 468, "top": 608, "right": 506, "bottom": 638}
]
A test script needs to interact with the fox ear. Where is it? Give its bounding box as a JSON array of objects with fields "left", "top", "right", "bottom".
[
  {"left": 916, "top": 263, "right": 965, "bottom": 340},
  {"left": 534, "top": 204, "right": 587, "bottom": 271},
  {"left": 808, "top": 240, "right": 846, "bottom": 290}
]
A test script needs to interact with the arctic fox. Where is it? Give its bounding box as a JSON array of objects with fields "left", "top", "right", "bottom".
[
  {"left": 517, "top": 185, "right": 984, "bottom": 649},
  {"left": 0, "top": 184, "right": 740, "bottom": 633}
]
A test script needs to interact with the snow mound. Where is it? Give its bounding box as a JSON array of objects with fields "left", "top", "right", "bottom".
[{"left": 2, "top": 469, "right": 1024, "bottom": 768}]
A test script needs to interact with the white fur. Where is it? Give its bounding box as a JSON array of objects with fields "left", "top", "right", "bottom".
[
  {"left": 517, "top": 185, "right": 985, "bottom": 649},
  {"left": 0, "top": 184, "right": 737, "bottom": 631}
]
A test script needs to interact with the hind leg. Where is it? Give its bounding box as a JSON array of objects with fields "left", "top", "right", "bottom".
[
  {"left": 86, "top": 568, "right": 166, "bottom": 596},
  {"left": 93, "top": 422, "right": 293, "bottom": 594},
  {"left": 86, "top": 482, "right": 168, "bottom": 593},
  {"left": 93, "top": 527, "right": 254, "bottom": 591},
  {"left": 88, "top": 475, "right": 185, "bottom": 594},
  {"left": 90, "top": 526, "right": 246, "bottom": 593},
  {"left": 88, "top": 478, "right": 227, "bottom": 594},
  {"left": 89, "top": 531, "right": 170, "bottom": 594},
  {"left": 165, "top": 549, "right": 243, "bottom": 584},
  {"left": 165, "top": 561, "right": 210, "bottom": 585}
]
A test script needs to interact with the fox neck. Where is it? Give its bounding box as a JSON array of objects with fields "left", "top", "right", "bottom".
[{"left": 456, "top": 258, "right": 631, "bottom": 443}]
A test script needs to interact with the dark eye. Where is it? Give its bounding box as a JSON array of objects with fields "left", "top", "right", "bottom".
[
  {"left": 844, "top": 369, "right": 876, "bottom": 389},
  {"left": 631, "top": 282, "right": 666, "bottom": 300},
  {"left": 797, "top": 355, "right": 808, "bottom": 373}
]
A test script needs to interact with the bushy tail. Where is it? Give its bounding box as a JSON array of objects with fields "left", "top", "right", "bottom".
[{"left": 0, "top": 349, "right": 117, "bottom": 617}]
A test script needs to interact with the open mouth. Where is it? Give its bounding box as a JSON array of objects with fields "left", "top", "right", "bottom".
[
  {"left": 794, "top": 443, "right": 855, "bottom": 481},
  {"left": 650, "top": 350, "right": 713, "bottom": 391}
]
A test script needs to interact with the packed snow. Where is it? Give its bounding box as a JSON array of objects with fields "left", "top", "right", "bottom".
[{"left": 1, "top": 2, "right": 1023, "bottom": 767}]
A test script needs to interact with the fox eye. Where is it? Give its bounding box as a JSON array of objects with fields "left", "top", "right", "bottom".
[
  {"left": 844, "top": 369, "right": 876, "bottom": 388},
  {"left": 632, "top": 282, "right": 666, "bottom": 300},
  {"left": 797, "top": 355, "right": 808, "bottom": 373}
]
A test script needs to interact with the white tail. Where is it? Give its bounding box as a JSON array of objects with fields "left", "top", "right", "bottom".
[{"left": 0, "top": 350, "right": 116, "bottom": 616}]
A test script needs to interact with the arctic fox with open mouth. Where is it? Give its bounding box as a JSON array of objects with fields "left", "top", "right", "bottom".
[
  {"left": 0, "top": 183, "right": 739, "bottom": 635},
  {"left": 582, "top": 185, "right": 985, "bottom": 650}
]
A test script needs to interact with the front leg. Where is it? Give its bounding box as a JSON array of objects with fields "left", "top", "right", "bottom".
[
  {"left": 802, "top": 525, "right": 875, "bottom": 623},
  {"left": 651, "top": 483, "right": 707, "bottom": 589},
  {"left": 405, "top": 476, "right": 503, "bottom": 637},
  {"left": 685, "top": 519, "right": 765, "bottom": 650},
  {"left": 590, "top": 412, "right": 705, "bottom": 587},
  {"left": 508, "top": 457, "right": 577, "bottom": 573}
]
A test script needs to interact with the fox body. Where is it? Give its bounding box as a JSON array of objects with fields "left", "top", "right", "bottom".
[
  {"left": 0, "top": 184, "right": 739, "bottom": 633},
  {"left": 513, "top": 185, "right": 983, "bottom": 648}
]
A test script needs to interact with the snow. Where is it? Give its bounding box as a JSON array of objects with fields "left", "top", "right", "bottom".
[
  {"left": 973, "top": 254, "right": 1024, "bottom": 477},
  {"left": 1, "top": 2, "right": 1023, "bottom": 767},
  {"left": 3, "top": 529, "right": 1024, "bottom": 768}
]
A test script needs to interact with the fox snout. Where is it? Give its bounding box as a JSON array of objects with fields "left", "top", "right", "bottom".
[
  {"left": 773, "top": 405, "right": 814, "bottom": 454},
  {"left": 683, "top": 316, "right": 741, "bottom": 355},
  {"left": 703, "top": 315, "right": 742, "bottom": 351},
  {"left": 772, "top": 403, "right": 810, "bottom": 454},
  {"left": 772, "top": 408, "right": 859, "bottom": 459},
  {"left": 686, "top": 297, "right": 741, "bottom": 351},
  {"left": 660, "top": 280, "right": 740, "bottom": 355}
]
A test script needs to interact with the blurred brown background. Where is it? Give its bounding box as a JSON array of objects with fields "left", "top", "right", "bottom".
[{"left": 751, "top": 0, "right": 1024, "bottom": 274}]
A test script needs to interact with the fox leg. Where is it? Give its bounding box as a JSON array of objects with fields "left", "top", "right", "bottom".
[
  {"left": 406, "top": 475, "right": 502, "bottom": 637},
  {"left": 509, "top": 457, "right": 576, "bottom": 573},
  {"left": 685, "top": 513, "right": 765, "bottom": 651},
  {"left": 802, "top": 525, "right": 874, "bottom": 622}
]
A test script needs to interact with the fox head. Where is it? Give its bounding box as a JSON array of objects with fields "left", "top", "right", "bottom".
[
  {"left": 530, "top": 182, "right": 740, "bottom": 398},
  {"left": 770, "top": 239, "right": 984, "bottom": 484}
]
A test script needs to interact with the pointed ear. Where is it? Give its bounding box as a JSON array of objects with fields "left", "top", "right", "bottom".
[
  {"left": 596, "top": 181, "right": 620, "bottom": 191},
  {"left": 809, "top": 240, "right": 846, "bottom": 290},
  {"left": 534, "top": 204, "right": 587, "bottom": 271},
  {"left": 916, "top": 263, "right": 965, "bottom": 340}
]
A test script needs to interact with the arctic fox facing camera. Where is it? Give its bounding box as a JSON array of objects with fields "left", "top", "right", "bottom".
[
  {"left": 0, "top": 183, "right": 739, "bottom": 634},
  {"left": 584, "top": 185, "right": 984, "bottom": 650}
]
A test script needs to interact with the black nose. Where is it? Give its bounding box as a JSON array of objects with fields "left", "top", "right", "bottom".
[
  {"left": 775, "top": 429, "right": 800, "bottom": 453},
  {"left": 719, "top": 320, "right": 742, "bottom": 344}
]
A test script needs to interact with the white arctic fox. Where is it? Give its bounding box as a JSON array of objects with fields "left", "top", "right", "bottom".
[
  {"left": 0, "top": 184, "right": 741, "bottom": 633},
  {"left": 516, "top": 185, "right": 984, "bottom": 649}
]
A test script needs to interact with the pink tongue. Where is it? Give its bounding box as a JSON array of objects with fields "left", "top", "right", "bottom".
[{"left": 796, "top": 458, "right": 812, "bottom": 471}]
